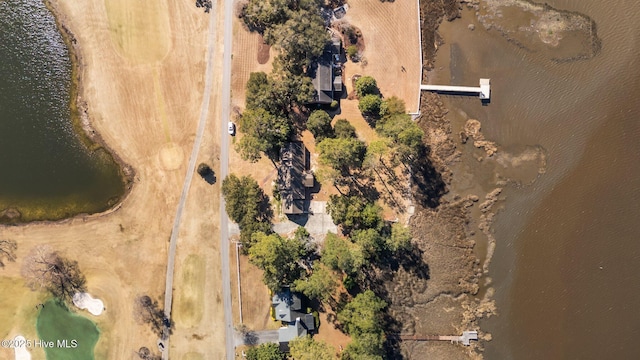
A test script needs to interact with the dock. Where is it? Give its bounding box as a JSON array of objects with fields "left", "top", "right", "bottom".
[
  {"left": 421, "top": 78, "right": 490, "bottom": 100},
  {"left": 397, "top": 331, "right": 479, "bottom": 346}
]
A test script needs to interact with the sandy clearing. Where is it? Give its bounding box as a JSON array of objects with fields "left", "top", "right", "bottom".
[
  {"left": 72, "top": 292, "right": 104, "bottom": 316},
  {"left": 12, "top": 336, "right": 31, "bottom": 360},
  {"left": 1, "top": 0, "right": 226, "bottom": 358},
  {"left": 343, "top": 0, "right": 422, "bottom": 113}
]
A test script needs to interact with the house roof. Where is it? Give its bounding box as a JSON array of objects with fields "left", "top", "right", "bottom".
[
  {"left": 278, "top": 318, "right": 307, "bottom": 343},
  {"left": 272, "top": 289, "right": 303, "bottom": 322},
  {"left": 278, "top": 142, "right": 309, "bottom": 214},
  {"left": 309, "top": 42, "right": 338, "bottom": 105}
]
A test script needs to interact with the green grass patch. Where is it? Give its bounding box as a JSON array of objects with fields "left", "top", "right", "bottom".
[{"left": 36, "top": 299, "right": 99, "bottom": 360}]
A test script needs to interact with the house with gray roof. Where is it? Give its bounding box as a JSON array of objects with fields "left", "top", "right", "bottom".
[
  {"left": 278, "top": 142, "right": 314, "bottom": 215},
  {"left": 272, "top": 288, "right": 316, "bottom": 352},
  {"left": 309, "top": 39, "right": 343, "bottom": 105}
]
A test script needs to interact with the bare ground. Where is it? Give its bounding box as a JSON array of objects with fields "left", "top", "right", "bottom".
[{"left": 343, "top": 0, "right": 422, "bottom": 113}]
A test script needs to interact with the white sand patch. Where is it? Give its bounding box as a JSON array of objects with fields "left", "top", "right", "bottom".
[
  {"left": 73, "top": 292, "right": 105, "bottom": 316},
  {"left": 13, "top": 335, "right": 31, "bottom": 360}
]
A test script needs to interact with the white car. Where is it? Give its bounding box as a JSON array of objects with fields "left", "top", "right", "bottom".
[{"left": 228, "top": 121, "right": 235, "bottom": 135}]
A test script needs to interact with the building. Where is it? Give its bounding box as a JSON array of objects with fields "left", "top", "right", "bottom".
[
  {"left": 309, "top": 39, "right": 343, "bottom": 104},
  {"left": 278, "top": 142, "right": 314, "bottom": 215},
  {"left": 272, "top": 289, "right": 316, "bottom": 352}
]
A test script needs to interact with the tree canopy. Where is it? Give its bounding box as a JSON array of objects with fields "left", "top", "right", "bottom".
[
  {"left": 351, "top": 229, "right": 386, "bottom": 261},
  {"left": 358, "top": 94, "right": 382, "bottom": 121},
  {"left": 321, "top": 232, "right": 363, "bottom": 275},
  {"left": 236, "top": 108, "right": 292, "bottom": 162},
  {"left": 221, "top": 174, "right": 272, "bottom": 249},
  {"left": 248, "top": 232, "right": 305, "bottom": 291},
  {"left": 307, "top": 110, "right": 334, "bottom": 142},
  {"left": 355, "top": 76, "right": 379, "bottom": 98},
  {"left": 375, "top": 113, "right": 424, "bottom": 160},
  {"left": 289, "top": 336, "right": 336, "bottom": 360},
  {"left": 333, "top": 119, "right": 356, "bottom": 139},
  {"left": 337, "top": 290, "right": 387, "bottom": 337},
  {"left": 317, "top": 138, "right": 366, "bottom": 174},
  {"left": 293, "top": 263, "right": 337, "bottom": 302},
  {"left": 245, "top": 342, "right": 285, "bottom": 360},
  {"left": 237, "top": 0, "right": 291, "bottom": 33},
  {"left": 387, "top": 223, "right": 413, "bottom": 252},
  {"left": 341, "top": 332, "right": 386, "bottom": 360},
  {"left": 0, "top": 239, "right": 17, "bottom": 268},
  {"left": 326, "top": 195, "right": 383, "bottom": 234},
  {"left": 21, "top": 245, "right": 86, "bottom": 304},
  {"left": 379, "top": 96, "right": 406, "bottom": 117}
]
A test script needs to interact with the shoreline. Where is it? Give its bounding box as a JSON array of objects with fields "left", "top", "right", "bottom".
[{"left": 0, "top": 0, "right": 136, "bottom": 226}]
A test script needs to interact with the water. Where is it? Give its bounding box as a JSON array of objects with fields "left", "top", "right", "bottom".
[
  {"left": 432, "top": 0, "right": 640, "bottom": 358},
  {"left": 36, "top": 299, "right": 99, "bottom": 360},
  {"left": 0, "top": 0, "right": 125, "bottom": 222}
]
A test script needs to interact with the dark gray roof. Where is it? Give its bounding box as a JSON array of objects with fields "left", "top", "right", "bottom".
[
  {"left": 311, "top": 59, "right": 333, "bottom": 104},
  {"left": 309, "top": 41, "right": 340, "bottom": 105},
  {"left": 279, "top": 142, "right": 308, "bottom": 214}
]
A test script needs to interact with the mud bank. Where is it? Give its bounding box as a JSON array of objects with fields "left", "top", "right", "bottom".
[{"left": 462, "top": 0, "right": 601, "bottom": 62}]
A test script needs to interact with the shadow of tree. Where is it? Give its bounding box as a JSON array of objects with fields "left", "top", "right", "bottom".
[{"left": 409, "top": 146, "right": 446, "bottom": 208}]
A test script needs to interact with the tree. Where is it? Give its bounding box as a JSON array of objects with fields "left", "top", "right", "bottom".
[
  {"left": 238, "top": 0, "right": 291, "bottom": 32},
  {"left": 346, "top": 45, "right": 358, "bottom": 61},
  {"left": 293, "top": 263, "right": 337, "bottom": 302},
  {"left": 341, "top": 332, "right": 386, "bottom": 360},
  {"left": 379, "top": 96, "right": 406, "bottom": 117},
  {"left": 351, "top": 229, "right": 385, "bottom": 261},
  {"left": 321, "top": 232, "right": 363, "bottom": 275},
  {"left": 363, "top": 139, "right": 389, "bottom": 170},
  {"left": 387, "top": 223, "right": 413, "bottom": 252},
  {"left": 294, "top": 226, "right": 316, "bottom": 256},
  {"left": 307, "top": 110, "right": 334, "bottom": 142},
  {"left": 317, "top": 138, "right": 366, "bottom": 173},
  {"left": 289, "top": 336, "right": 336, "bottom": 360},
  {"left": 221, "top": 174, "right": 272, "bottom": 249},
  {"left": 376, "top": 113, "right": 424, "bottom": 160},
  {"left": 337, "top": 290, "right": 387, "bottom": 337},
  {"left": 134, "top": 295, "right": 171, "bottom": 338},
  {"left": 248, "top": 232, "right": 305, "bottom": 291},
  {"left": 326, "top": 195, "right": 383, "bottom": 233},
  {"left": 246, "top": 71, "right": 271, "bottom": 110},
  {"left": 358, "top": 94, "right": 382, "bottom": 121},
  {"left": 222, "top": 174, "right": 271, "bottom": 225},
  {"left": 0, "top": 239, "right": 17, "bottom": 268},
  {"left": 333, "top": 119, "right": 356, "bottom": 139},
  {"left": 265, "top": 8, "right": 329, "bottom": 73},
  {"left": 355, "top": 76, "right": 378, "bottom": 98},
  {"left": 246, "top": 342, "right": 285, "bottom": 360},
  {"left": 236, "top": 108, "right": 291, "bottom": 161},
  {"left": 137, "top": 346, "right": 162, "bottom": 360},
  {"left": 21, "top": 245, "right": 86, "bottom": 303}
]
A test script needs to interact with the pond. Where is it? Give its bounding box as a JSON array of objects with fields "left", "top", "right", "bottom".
[{"left": 0, "top": 0, "right": 126, "bottom": 223}]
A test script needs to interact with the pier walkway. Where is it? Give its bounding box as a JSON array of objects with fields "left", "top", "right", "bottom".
[
  {"left": 421, "top": 79, "right": 490, "bottom": 100},
  {"left": 397, "top": 331, "right": 479, "bottom": 346}
]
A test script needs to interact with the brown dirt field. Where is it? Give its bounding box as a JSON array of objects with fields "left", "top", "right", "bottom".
[
  {"left": 230, "top": 250, "right": 279, "bottom": 331},
  {"left": 314, "top": 310, "right": 351, "bottom": 355},
  {"left": 230, "top": 18, "right": 274, "bottom": 110},
  {"left": 0, "top": 0, "right": 228, "bottom": 358},
  {"left": 343, "top": 0, "right": 422, "bottom": 113}
]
